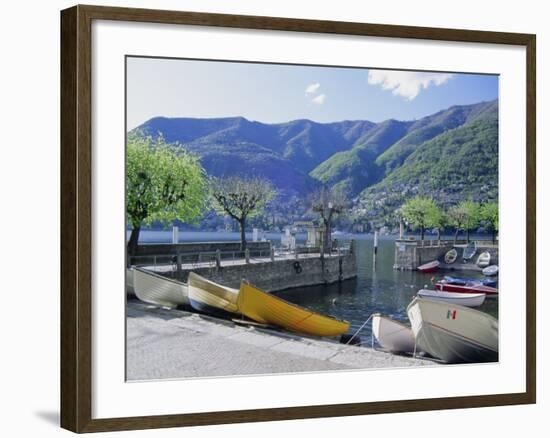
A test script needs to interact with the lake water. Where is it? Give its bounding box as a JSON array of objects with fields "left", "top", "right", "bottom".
[{"left": 135, "top": 230, "right": 498, "bottom": 340}]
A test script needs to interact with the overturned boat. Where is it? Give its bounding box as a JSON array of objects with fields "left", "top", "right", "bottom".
[
  {"left": 407, "top": 297, "right": 498, "bottom": 363},
  {"left": 187, "top": 272, "right": 239, "bottom": 317},
  {"left": 237, "top": 282, "right": 350, "bottom": 337},
  {"left": 133, "top": 267, "right": 189, "bottom": 308},
  {"left": 372, "top": 314, "right": 416, "bottom": 354}
]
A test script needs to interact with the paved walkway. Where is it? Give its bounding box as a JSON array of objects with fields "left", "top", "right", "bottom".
[{"left": 126, "top": 301, "right": 435, "bottom": 381}]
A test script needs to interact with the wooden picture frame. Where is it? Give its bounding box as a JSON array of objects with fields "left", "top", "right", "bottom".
[{"left": 60, "top": 4, "right": 536, "bottom": 433}]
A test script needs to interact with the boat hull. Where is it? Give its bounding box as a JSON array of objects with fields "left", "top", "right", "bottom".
[
  {"left": 133, "top": 267, "right": 189, "bottom": 308},
  {"left": 188, "top": 272, "right": 239, "bottom": 318},
  {"left": 418, "top": 260, "right": 440, "bottom": 273},
  {"left": 372, "top": 314, "right": 415, "bottom": 353},
  {"left": 407, "top": 298, "right": 498, "bottom": 363},
  {"left": 482, "top": 265, "right": 499, "bottom": 276},
  {"left": 443, "top": 275, "right": 497, "bottom": 288},
  {"left": 126, "top": 268, "right": 135, "bottom": 296},
  {"left": 237, "top": 282, "right": 350, "bottom": 337},
  {"left": 436, "top": 282, "right": 498, "bottom": 296},
  {"left": 417, "top": 289, "right": 486, "bottom": 307}
]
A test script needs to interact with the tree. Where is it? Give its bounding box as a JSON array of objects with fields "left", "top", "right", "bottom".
[
  {"left": 401, "top": 197, "right": 440, "bottom": 242},
  {"left": 310, "top": 186, "right": 349, "bottom": 251},
  {"left": 211, "top": 176, "right": 276, "bottom": 250},
  {"left": 447, "top": 200, "right": 480, "bottom": 243},
  {"left": 480, "top": 201, "right": 499, "bottom": 243},
  {"left": 126, "top": 134, "right": 207, "bottom": 257}
]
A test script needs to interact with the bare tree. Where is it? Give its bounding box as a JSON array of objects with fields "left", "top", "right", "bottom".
[
  {"left": 310, "top": 186, "right": 348, "bottom": 251},
  {"left": 211, "top": 176, "right": 276, "bottom": 250}
]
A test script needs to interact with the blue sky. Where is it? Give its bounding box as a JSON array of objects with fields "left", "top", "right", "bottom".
[{"left": 126, "top": 56, "right": 498, "bottom": 130}]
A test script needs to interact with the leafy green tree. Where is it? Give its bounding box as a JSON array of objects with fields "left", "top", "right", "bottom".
[
  {"left": 126, "top": 135, "right": 207, "bottom": 257},
  {"left": 401, "top": 196, "right": 440, "bottom": 241},
  {"left": 211, "top": 176, "right": 276, "bottom": 250},
  {"left": 480, "top": 201, "right": 499, "bottom": 243},
  {"left": 447, "top": 200, "right": 480, "bottom": 243}
]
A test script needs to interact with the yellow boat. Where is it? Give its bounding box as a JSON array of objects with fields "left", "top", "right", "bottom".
[
  {"left": 237, "top": 282, "right": 350, "bottom": 337},
  {"left": 188, "top": 272, "right": 239, "bottom": 316}
]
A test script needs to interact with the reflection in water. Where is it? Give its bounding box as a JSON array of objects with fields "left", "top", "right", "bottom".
[{"left": 275, "top": 235, "right": 498, "bottom": 338}]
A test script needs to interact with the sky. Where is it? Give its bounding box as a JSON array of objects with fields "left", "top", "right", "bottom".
[{"left": 126, "top": 56, "right": 499, "bottom": 130}]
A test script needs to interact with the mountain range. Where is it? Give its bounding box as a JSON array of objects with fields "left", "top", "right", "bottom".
[{"left": 132, "top": 99, "right": 498, "bottom": 223}]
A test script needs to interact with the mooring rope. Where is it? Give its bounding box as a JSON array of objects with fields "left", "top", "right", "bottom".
[{"left": 345, "top": 313, "right": 374, "bottom": 345}]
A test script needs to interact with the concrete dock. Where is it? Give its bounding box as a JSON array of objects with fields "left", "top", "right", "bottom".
[{"left": 127, "top": 300, "right": 434, "bottom": 381}]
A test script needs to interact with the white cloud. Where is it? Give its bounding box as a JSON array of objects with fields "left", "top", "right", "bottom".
[
  {"left": 311, "top": 94, "right": 326, "bottom": 105},
  {"left": 305, "top": 82, "right": 321, "bottom": 95},
  {"left": 367, "top": 70, "right": 454, "bottom": 100}
]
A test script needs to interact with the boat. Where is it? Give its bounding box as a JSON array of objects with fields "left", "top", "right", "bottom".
[
  {"left": 435, "top": 279, "right": 498, "bottom": 296},
  {"left": 417, "top": 260, "right": 440, "bottom": 273},
  {"left": 237, "top": 282, "right": 350, "bottom": 337},
  {"left": 133, "top": 267, "right": 189, "bottom": 308},
  {"left": 463, "top": 241, "right": 477, "bottom": 261},
  {"left": 416, "top": 289, "right": 486, "bottom": 307},
  {"left": 126, "top": 268, "right": 135, "bottom": 296},
  {"left": 372, "top": 314, "right": 416, "bottom": 353},
  {"left": 407, "top": 297, "right": 498, "bottom": 363},
  {"left": 444, "top": 248, "right": 458, "bottom": 264},
  {"left": 187, "top": 272, "right": 239, "bottom": 317},
  {"left": 443, "top": 275, "right": 497, "bottom": 288},
  {"left": 476, "top": 251, "right": 491, "bottom": 268},
  {"left": 483, "top": 265, "right": 499, "bottom": 276}
]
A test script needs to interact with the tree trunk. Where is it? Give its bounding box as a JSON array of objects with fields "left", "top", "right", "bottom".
[
  {"left": 492, "top": 228, "right": 496, "bottom": 244},
  {"left": 454, "top": 228, "right": 459, "bottom": 245},
  {"left": 127, "top": 224, "right": 141, "bottom": 265},
  {"left": 466, "top": 228, "right": 470, "bottom": 242},
  {"left": 420, "top": 226, "right": 425, "bottom": 243},
  {"left": 239, "top": 217, "right": 247, "bottom": 251},
  {"left": 437, "top": 228, "right": 441, "bottom": 246}
]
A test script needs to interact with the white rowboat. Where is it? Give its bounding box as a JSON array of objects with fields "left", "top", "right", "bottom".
[
  {"left": 188, "top": 272, "right": 239, "bottom": 317},
  {"left": 133, "top": 267, "right": 189, "bottom": 308},
  {"left": 416, "top": 289, "right": 486, "bottom": 308},
  {"left": 126, "top": 268, "right": 135, "bottom": 296},
  {"left": 476, "top": 251, "right": 491, "bottom": 268},
  {"left": 444, "top": 248, "right": 458, "bottom": 264},
  {"left": 407, "top": 298, "right": 498, "bottom": 363},
  {"left": 372, "top": 314, "right": 416, "bottom": 354},
  {"left": 483, "top": 265, "right": 499, "bottom": 276}
]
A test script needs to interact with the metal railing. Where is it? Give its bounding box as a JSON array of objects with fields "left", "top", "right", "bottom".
[{"left": 129, "top": 243, "right": 352, "bottom": 272}]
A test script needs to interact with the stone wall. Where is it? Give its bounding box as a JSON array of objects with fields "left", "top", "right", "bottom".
[
  {"left": 172, "top": 254, "right": 357, "bottom": 292},
  {"left": 394, "top": 239, "right": 499, "bottom": 270}
]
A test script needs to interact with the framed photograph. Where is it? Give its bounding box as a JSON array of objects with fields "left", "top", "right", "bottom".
[{"left": 60, "top": 4, "right": 536, "bottom": 433}]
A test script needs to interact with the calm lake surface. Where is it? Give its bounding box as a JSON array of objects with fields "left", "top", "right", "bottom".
[{"left": 135, "top": 230, "right": 498, "bottom": 339}]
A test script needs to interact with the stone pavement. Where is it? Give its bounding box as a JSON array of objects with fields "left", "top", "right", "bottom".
[{"left": 126, "top": 300, "right": 435, "bottom": 381}]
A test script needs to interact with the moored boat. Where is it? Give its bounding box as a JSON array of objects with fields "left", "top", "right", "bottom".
[
  {"left": 417, "top": 260, "right": 440, "bottom": 273},
  {"left": 133, "top": 267, "right": 189, "bottom": 308},
  {"left": 126, "top": 268, "right": 135, "bottom": 296},
  {"left": 435, "top": 279, "right": 498, "bottom": 296},
  {"left": 444, "top": 248, "right": 458, "bottom": 264},
  {"left": 416, "top": 289, "right": 486, "bottom": 307},
  {"left": 483, "top": 265, "right": 499, "bottom": 276},
  {"left": 237, "top": 282, "right": 350, "bottom": 337},
  {"left": 476, "top": 251, "right": 491, "bottom": 268},
  {"left": 372, "top": 314, "right": 416, "bottom": 353},
  {"left": 187, "top": 272, "right": 239, "bottom": 317},
  {"left": 407, "top": 297, "right": 498, "bottom": 363},
  {"left": 462, "top": 241, "right": 477, "bottom": 261},
  {"left": 443, "top": 275, "right": 497, "bottom": 288}
]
